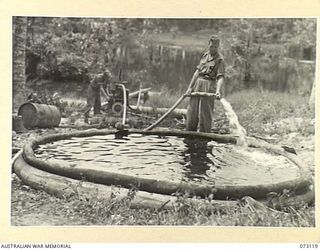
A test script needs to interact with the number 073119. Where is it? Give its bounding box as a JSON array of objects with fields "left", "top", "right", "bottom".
[{"left": 300, "top": 244, "right": 319, "bottom": 248}]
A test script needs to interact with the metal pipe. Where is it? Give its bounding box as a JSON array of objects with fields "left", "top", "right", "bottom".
[
  {"left": 119, "top": 84, "right": 127, "bottom": 125},
  {"left": 136, "top": 84, "right": 142, "bottom": 108}
]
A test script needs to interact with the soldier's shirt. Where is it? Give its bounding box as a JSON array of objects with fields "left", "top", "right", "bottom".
[
  {"left": 89, "top": 74, "right": 106, "bottom": 92},
  {"left": 196, "top": 51, "right": 225, "bottom": 80}
]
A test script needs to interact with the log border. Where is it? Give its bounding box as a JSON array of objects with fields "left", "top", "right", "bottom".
[
  {"left": 14, "top": 154, "right": 240, "bottom": 211},
  {"left": 18, "top": 128, "right": 314, "bottom": 201}
]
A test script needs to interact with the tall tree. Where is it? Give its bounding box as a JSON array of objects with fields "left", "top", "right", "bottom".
[
  {"left": 13, "top": 16, "right": 28, "bottom": 108},
  {"left": 309, "top": 80, "right": 315, "bottom": 109}
]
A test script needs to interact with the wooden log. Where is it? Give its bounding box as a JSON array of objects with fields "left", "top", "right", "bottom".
[
  {"left": 130, "top": 105, "right": 187, "bottom": 117},
  {"left": 13, "top": 155, "right": 238, "bottom": 211},
  {"left": 58, "top": 124, "right": 97, "bottom": 129},
  {"left": 133, "top": 129, "right": 237, "bottom": 144},
  {"left": 186, "top": 92, "right": 217, "bottom": 97}
]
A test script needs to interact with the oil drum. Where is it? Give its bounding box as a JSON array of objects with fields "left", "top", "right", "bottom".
[{"left": 18, "top": 102, "right": 61, "bottom": 128}]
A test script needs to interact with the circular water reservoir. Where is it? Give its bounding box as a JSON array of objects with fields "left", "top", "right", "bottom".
[{"left": 34, "top": 133, "right": 301, "bottom": 187}]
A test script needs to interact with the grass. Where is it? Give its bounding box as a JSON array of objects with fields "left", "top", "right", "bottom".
[
  {"left": 224, "top": 89, "right": 315, "bottom": 136},
  {"left": 11, "top": 173, "right": 315, "bottom": 226},
  {"left": 144, "top": 88, "right": 315, "bottom": 137},
  {"left": 144, "top": 85, "right": 189, "bottom": 109}
]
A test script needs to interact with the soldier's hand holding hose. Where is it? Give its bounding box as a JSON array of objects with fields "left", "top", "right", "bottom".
[
  {"left": 215, "top": 91, "right": 221, "bottom": 100},
  {"left": 185, "top": 87, "right": 193, "bottom": 96}
]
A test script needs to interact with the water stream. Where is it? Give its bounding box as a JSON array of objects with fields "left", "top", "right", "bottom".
[{"left": 220, "top": 98, "right": 248, "bottom": 146}]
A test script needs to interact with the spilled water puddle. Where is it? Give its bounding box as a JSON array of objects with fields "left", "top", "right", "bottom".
[{"left": 34, "top": 134, "right": 301, "bottom": 187}]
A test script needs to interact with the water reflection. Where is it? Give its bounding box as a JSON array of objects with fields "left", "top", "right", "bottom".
[
  {"left": 34, "top": 134, "right": 300, "bottom": 186},
  {"left": 114, "top": 130, "right": 129, "bottom": 139},
  {"left": 181, "top": 138, "right": 215, "bottom": 181}
]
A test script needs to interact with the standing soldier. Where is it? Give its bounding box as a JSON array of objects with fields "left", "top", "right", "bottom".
[
  {"left": 83, "top": 70, "right": 112, "bottom": 123},
  {"left": 186, "top": 35, "right": 225, "bottom": 133}
]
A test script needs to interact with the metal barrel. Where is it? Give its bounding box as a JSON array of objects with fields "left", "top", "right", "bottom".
[{"left": 18, "top": 103, "right": 61, "bottom": 128}]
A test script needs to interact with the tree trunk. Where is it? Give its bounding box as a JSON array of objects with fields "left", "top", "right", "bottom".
[
  {"left": 309, "top": 81, "right": 315, "bottom": 109},
  {"left": 13, "top": 16, "right": 28, "bottom": 109}
]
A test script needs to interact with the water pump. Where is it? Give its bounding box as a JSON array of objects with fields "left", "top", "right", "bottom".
[{"left": 107, "top": 82, "right": 129, "bottom": 115}]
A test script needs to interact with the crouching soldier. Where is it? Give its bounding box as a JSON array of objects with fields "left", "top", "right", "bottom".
[{"left": 83, "top": 70, "right": 112, "bottom": 123}]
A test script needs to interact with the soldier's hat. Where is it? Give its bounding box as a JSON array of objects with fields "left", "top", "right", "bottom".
[
  {"left": 208, "top": 35, "right": 220, "bottom": 45},
  {"left": 103, "top": 69, "right": 112, "bottom": 79}
]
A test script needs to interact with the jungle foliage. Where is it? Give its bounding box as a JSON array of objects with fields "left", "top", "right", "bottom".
[{"left": 23, "top": 18, "right": 316, "bottom": 96}]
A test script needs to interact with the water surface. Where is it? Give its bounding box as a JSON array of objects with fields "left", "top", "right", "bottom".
[{"left": 34, "top": 134, "right": 300, "bottom": 186}]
